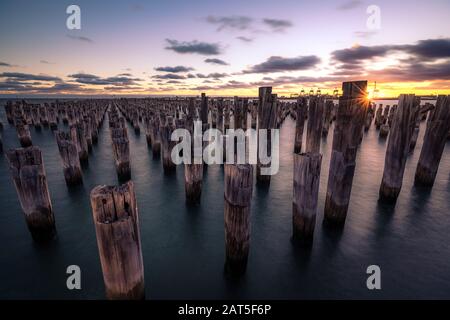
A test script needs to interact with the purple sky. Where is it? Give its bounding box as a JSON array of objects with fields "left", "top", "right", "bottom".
[{"left": 0, "top": 0, "right": 449, "bottom": 97}]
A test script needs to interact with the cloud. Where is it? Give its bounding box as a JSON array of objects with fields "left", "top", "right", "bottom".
[
  {"left": 0, "top": 72, "right": 62, "bottom": 82},
  {"left": 243, "top": 55, "right": 321, "bottom": 73},
  {"left": 331, "top": 45, "right": 390, "bottom": 63},
  {"left": 195, "top": 73, "right": 228, "bottom": 79},
  {"left": 68, "top": 73, "right": 142, "bottom": 85},
  {"left": 332, "top": 38, "right": 450, "bottom": 63},
  {"left": 152, "top": 73, "right": 186, "bottom": 80},
  {"left": 331, "top": 38, "right": 450, "bottom": 82},
  {"left": 204, "top": 58, "right": 229, "bottom": 65},
  {"left": 262, "top": 18, "right": 293, "bottom": 32},
  {"left": 166, "top": 80, "right": 182, "bottom": 84},
  {"left": 236, "top": 36, "right": 253, "bottom": 43},
  {"left": 205, "top": 15, "right": 253, "bottom": 32},
  {"left": 154, "top": 66, "right": 194, "bottom": 73},
  {"left": 0, "top": 62, "right": 14, "bottom": 67},
  {"left": 67, "top": 34, "right": 94, "bottom": 43},
  {"left": 406, "top": 38, "right": 450, "bottom": 59},
  {"left": 40, "top": 60, "right": 55, "bottom": 64},
  {"left": 186, "top": 73, "right": 196, "bottom": 79},
  {"left": 337, "top": 0, "right": 363, "bottom": 10},
  {"left": 165, "top": 39, "right": 222, "bottom": 55}
]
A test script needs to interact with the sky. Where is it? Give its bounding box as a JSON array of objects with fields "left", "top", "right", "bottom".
[{"left": 0, "top": 0, "right": 449, "bottom": 97}]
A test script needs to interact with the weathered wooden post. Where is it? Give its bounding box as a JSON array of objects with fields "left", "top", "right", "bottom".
[
  {"left": 185, "top": 161, "right": 203, "bottom": 204},
  {"left": 55, "top": 131, "right": 83, "bottom": 185},
  {"left": 5, "top": 101, "right": 14, "bottom": 124},
  {"left": 200, "top": 93, "right": 208, "bottom": 126},
  {"left": 160, "top": 116, "right": 176, "bottom": 173},
  {"left": 90, "top": 181, "right": 145, "bottom": 300},
  {"left": 294, "top": 97, "right": 307, "bottom": 153},
  {"left": 257, "top": 87, "right": 278, "bottom": 184},
  {"left": 184, "top": 100, "right": 203, "bottom": 204},
  {"left": 151, "top": 116, "right": 161, "bottom": 158},
  {"left": 224, "top": 164, "right": 253, "bottom": 275},
  {"left": 379, "top": 123, "right": 389, "bottom": 138},
  {"left": 324, "top": 81, "right": 369, "bottom": 226},
  {"left": 322, "top": 100, "right": 334, "bottom": 136},
  {"left": 293, "top": 153, "right": 322, "bottom": 243},
  {"left": 379, "top": 95, "right": 420, "bottom": 202},
  {"left": 217, "top": 98, "right": 224, "bottom": 132},
  {"left": 292, "top": 95, "right": 323, "bottom": 243},
  {"left": 305, "top": 96, "right": 324, "bottom": 154},
  {"left": 70, "top": 123, "right": 89, "bottom": 163},
  {"left": 15, "top": 117, "right": 32, "bottom": 147},
  {"left": 375, "top": 104, "right": 383, "bottom": 129},
  {"left": 415, "top": 95, "right": 450, "bottom": 186},
  {"left": 7, "top": 147, "right": 56, "bottom": 241},
  {"left": 111, "top": 127, "right": 131, "bottom": 181}
]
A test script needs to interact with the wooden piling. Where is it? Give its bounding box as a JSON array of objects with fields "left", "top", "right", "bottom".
[
  {"left": 160, "top": 116, "right": 176, "bottom": 173},
  {"left": 90, "top": 181, "right": 145, "bottom": 300},
  {"left": 15, "top": 117, "right": 32, "bottom": 147},
  {"left": 55, "top": 131, "right": 83, "bottom": 185},
  {"left": 324, "top": 81, "right": 368, "bottom": 226},
  {"left": 294, "top": 97, "right": 306, "bottom": 153},
  {"left": 111, "top": 127, "right": 131, "bottom": 181},
  {"left": 415, "top": 95, "right": 450, "bottom": 186},
  {"left": 322, "top": 100, "right": 334, "bottom": 137},
  {"left": 256, "top": 87, "right": 278, "bottom": 184},
  {"left": 305, "top": 96, "right": 324, "bottom": 153},
  {"left": 379, "top": 95, "right": 420, "bottom": 202},
  {"left": 224, "top": 164, "right": 253, "bottom": 275},
  {"left": 292, "top": 152, "right": 322, "bottom": 243},
  {"left": 7, "top": 147, "right": 56, "bottom": 242},
  {"left": 292, "top": 95, "right": 324, "bottom": 243}
]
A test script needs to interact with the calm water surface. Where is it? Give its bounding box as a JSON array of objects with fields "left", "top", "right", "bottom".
[{"left": 0, "top": 99, "right": 449, "bottom": 299}]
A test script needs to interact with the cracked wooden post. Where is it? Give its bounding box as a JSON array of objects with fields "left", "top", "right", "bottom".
[
  {"left": 251, "top": 102, "right": 257, "bottom": 129},
  {"left": 224, "top": 164, "right": 253, "bottom": 276},
  {"left": 305, "top": 96, "right": 324, "bottom": 154},
  {"left": 160, "top": 116, "right": 176, "bottom": 173},
  {"left": 415, "top": 95, "right": 450, "bottom": 187},
  {"left": 7, "top": 146, "right": 56, "bottom": 242},
  {"left": 322, "top": 99, "right": 334, "bottom": 137},
  {"left": 185, "top": 100, "right": 203, "bottom": 204},
  {"left": 217, "top": 98, "right": 224, "bottom": 132},
  {"left": 200, "top": 93, "right": 208, "bottom": 126},
  {"left": 324, "top": 81, "right": 369, "bottom": 226},
  {"left": 224, "top": 102, "right": 231, "bottom": 130},
  {"left": 90, "top": 181, "right": 145, "bottom": 300},
  {"left": 379, "top": 95, "right": 420, "bottom": 202},
  {"left": 234, "top": 97, "right": 243, "bottom": 130},
  {"left": 257, "top": 87, "right": 278, "bottom": 185},
  {"left": 292, "top": 95, "right": 323, "bottom": 244},
  {"left": 15, "top": 116, "right": 32, "bottom": 147},
  {"left": 111, "top": 127, "right": 131, "bottom": 181},
  {"left": 55, "top": 131, "right": 83, "bottom": 186},
  {"left": 151, "top": 116, "right": 161, "bottom": 158},
  {"left": 185, "top": 153, "right": 203, "bottom": 205},
  {"left": 375, "top": 104, "right": 383, "bottom": 129},
  {"left": 5, "top": 101, "right": 14, "bottom": 124},
  {"left": 70, "top": 123, "right": 89, "bottom": 163},
  {"left": 294, "top": 97, "right": 306, "bottom": 154},
  {"left": 293, "top": 153, "right": 322, "bottom": 244}
]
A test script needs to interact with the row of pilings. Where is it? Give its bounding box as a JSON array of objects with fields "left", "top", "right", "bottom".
[{"left": 2, "top": 84, "right": 449, "bottom": 299}]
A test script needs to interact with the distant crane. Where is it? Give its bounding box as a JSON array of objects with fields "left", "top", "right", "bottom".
[
  {"left": 373, "top": 81, "right": 379, "bottom": 99},
  {"left": 333, "top": 87, "right": 339, "bottom": 97}
]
